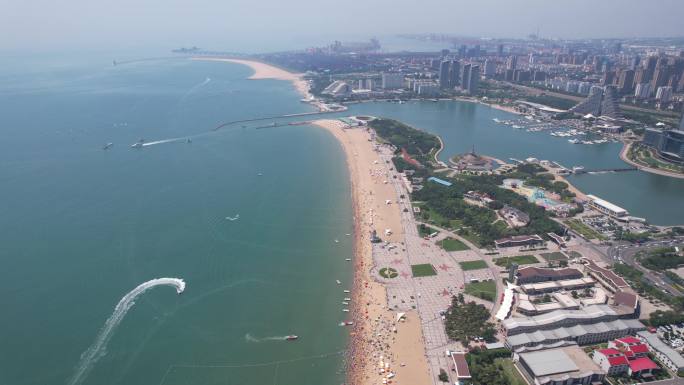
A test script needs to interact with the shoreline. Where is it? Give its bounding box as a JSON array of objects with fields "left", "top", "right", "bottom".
[
  {"left": 312, "top": 119, "right": 431, "bottom": 385},
  {"left": 212, "top": 57, "right": 430, "bottom": 384},
  {"left": 619, "top": 141, "right": 684, "bottom": 179}
]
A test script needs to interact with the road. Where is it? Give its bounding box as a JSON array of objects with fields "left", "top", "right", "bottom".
[{"left": 607, "top": 239, "right": 684, "bottom": 297}]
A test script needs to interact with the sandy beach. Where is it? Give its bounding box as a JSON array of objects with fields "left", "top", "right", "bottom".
[
  {"left": 191, "top": 57, "right": 311, "bottom": 98},
  {"left": 313, "top": 119, "right": 431, "bottom": 385}
]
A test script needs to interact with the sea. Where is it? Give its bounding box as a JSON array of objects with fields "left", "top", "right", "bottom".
[{"left": 0, "top": 55, "right": 353, "bottom": 385}]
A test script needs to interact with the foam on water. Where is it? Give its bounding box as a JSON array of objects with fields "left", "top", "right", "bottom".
[{"left": 67, "top": 278, "right": 185, "bottom": 385}]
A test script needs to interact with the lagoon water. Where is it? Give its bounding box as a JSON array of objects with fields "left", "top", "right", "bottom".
[
  {"left": 0, "top": 57, "right": 352, "bottom": 385},
  {"left": 345, "top": 100, "right": 684, "bottom": 225}
]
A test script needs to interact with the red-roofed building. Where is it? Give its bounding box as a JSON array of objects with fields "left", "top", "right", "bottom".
[
  {"left": 593, "top": 348, "right": 630, "bottom": 375},
  {"left": 595, "top": 338, "right": 661, "bottom": 377},
  {"left": 609, "top": 338, "right": 649, "bottom": 358},
  {"left": 628, "top": 357, "right": 658, "bottom": 376}
]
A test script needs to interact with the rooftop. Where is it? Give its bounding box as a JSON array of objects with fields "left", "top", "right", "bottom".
[
  {"left": 516, "top": 266, "right": 583, "bottom": 280},
  {"left": 586, "top": 194, "right": 628, "bottom": 215},
  {"left": 629, "top": 357, "right": 659, "bottom": 372},
  {"left": 519, "top": 344, "right": 603, "bottom": 381}
]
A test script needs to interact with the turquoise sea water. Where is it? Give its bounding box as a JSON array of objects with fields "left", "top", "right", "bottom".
[
  {"left": 344, "top": 100, "right": 684, "bottom": 225},
  {"left": 0, "top": 57, "right": 352, "bottom": 385}
]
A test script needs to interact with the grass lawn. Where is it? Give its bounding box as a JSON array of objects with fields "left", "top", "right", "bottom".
[
  {"left": 566, "top": 219, "right": 606, "bottom": 240},
  {"left": 438, "top": 237, "right": 470, "bottom": 252},
  {"left": 465, "top": 280, "right": 497, "bottom": 301},
  {"left": 541, "top": 251, "right": 568, "bottom": 262},
  {"left": 493, "top": 254, "right": 539, "bottom": 267},
  {"left": 379, "top": 267, "right": 398, "bottom": 279},
  {"left": 411, "top": 264, "right": 437, "bottom": 277},
  {"left": 459, "top": 260, "right": 488, "bottom": 271},
  {"left": 495, "top": 358, "right": 528, "bottom": 385}
]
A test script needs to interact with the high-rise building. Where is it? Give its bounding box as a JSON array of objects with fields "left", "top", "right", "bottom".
[
  {"left": 643, "top": 56, "right": 658, "bottom": 83},
  {"left": 506, "top": 56, "right": 517, "bottom": 70},
  {"left": 656, "top": 86, "right": 673, "bottom": 102},
  {"left": 570, "top": 85, "right": 622, "bottom": 119},
  {"left": 578, "top": 82, "right": 592, "bottom": 95},
  {"left": 497, "top": 44, "right": 504, "bottom": 56},
  {"left": 449, "top": 60, "right": 461, "bottom": 88},
  {"left": 651, "top": 65, "right": 670, "bottom": 90},
  {"left": 602, "top": 71, "right": 616, "bottom": 85},
  {"left": 484, "top": 59, "right": 496, "bottom": 78},
  {"left": 618, "top": 69, "right": 635, "bottom": 94},
  {"left": 381, "top": 73, "right": 404, "bottom": 89},
  {"left": 634, "top": 83, "right": 651, "bottom": 99},
  {"left": 461, "top": 63, "right": 471, "bottom": 91},
  {"left": 439, "top": 60, "right": 451, "bottom": 89},
  {"left": 467, "top": 65, "right": 480, "bottom": 95}
]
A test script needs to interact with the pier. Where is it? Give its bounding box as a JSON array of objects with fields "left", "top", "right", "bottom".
[
  {"left": 212, "top": 110, "right": 342, "bottom": 131},
  {"left": 574, "top": 166, "right": 638, "bottom": 174}
]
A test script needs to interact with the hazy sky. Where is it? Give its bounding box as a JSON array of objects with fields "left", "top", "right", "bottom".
[{"left": 1, "top": 0, "right": 683, "bottom": 52}]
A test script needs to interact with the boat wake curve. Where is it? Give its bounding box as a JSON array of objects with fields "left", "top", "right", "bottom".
[
  {"left": 67, "top": 278, "right": 185, "bottom": 385},
  {"left": 244, "top": 333, "right": 290, "bottom": 343}
]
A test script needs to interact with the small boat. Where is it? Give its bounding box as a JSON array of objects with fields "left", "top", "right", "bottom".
[
  {"left": 342, "top": 309, "right": 350, "bottom": 312},
  {"left": 336, "top": 280, "right": 341, "bottom": 285},
  {"left": 345, "top": 321, "right": 354, "bottom": 326},
  {"left": 345, "top": 258, "right": 351, "bottom": 261},
  {"left": 257, "top": 172, "right": 263, "bottom": 176},
  {"left": 568, "top": 139, "right": 579, "bottom": 144},
  {"left": 131, "top": 139, "right": 145, "bottom": 148},
  {"left": 342, "top": 301, "right": 349, "bottom": 305},
  {"left": 334, "top": 239, "right": 339, "bottom": 243},
  {"left": 285, "top": 335, "right": 298, "bottom": 341},
  {"left": 343, "top": 290, "right": 350, "bottom": 293},
  {"left": 344, "top": 297, "right": 351, "bottom": 301},
  {"left": 103, "top": 143, "right": 113, "bottom": 150},
  {"left": 186, "top": 138, "right": 192, "bottom": 143}
]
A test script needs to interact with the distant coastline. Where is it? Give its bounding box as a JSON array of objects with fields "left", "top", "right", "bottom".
[
  {"left": 190, "top": 57, "right": 311, "bottom": 99},
  {"left": 619, "top": 141, "right": 684, "bottom": 179}
]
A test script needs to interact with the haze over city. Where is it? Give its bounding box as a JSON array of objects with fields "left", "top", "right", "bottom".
[{"left": 2, "top": 0, "right": 684, "bottom": 52}]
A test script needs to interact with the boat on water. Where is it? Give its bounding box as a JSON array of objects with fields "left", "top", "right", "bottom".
[
  {"left": 568, "top": 139, "right": 580, "bottom": 144},
  {"left": 131, "top": 139, "right": 145, "bottom": 148},
  {"left": 342, "top": 309, "right": 349, "bottom": 312},
  {"left": 512, "top": 125, "right": 522, "bottom": 129},
  {"left": 336, "top": 280, "right": 341, "bottom": 285},
  {"left": 342, "top": 301, "right": 349, "bottom": 305},
  {"left": 343, "top": 290, "right": 350, "bottom": 293},
  {"left": 492, "top": 118, "right": 501, "bottom": 123},
  {"left": 345, "top": 258, "right": 351, "bottom": 261},
  {"left": 285, "top": 335, "right": 298, "bottom": 341},
  {"left": 103, "top": 142, "right": 113, "bottom": 150},
  {"left": 344, "top": 297, "right": 351, "bottom": 301}
]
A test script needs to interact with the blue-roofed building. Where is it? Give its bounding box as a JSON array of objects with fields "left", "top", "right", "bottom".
[{"left": 428, "top": 177, "right": 452, "bottom": 187}]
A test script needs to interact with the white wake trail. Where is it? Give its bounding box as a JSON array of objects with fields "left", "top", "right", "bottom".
[
  {"left": 67, "top": 278, "right": 186, "bottom": 385},
  {"left": 244, "top": 333, "right": 289, "bottom": 343},
  {"left": 141, "top": 137, "right": 187, "bottom": 147}
]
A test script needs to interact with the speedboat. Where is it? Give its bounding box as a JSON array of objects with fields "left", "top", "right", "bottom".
[
  {"left": 131, "top": 139, "right": 145, "bottom": 148},
  {"left": 285, "top": 335, "right": 298, "bottom": 341},
  {"left": 103, "top": 143, "right": 113, "bottom": 150}
]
